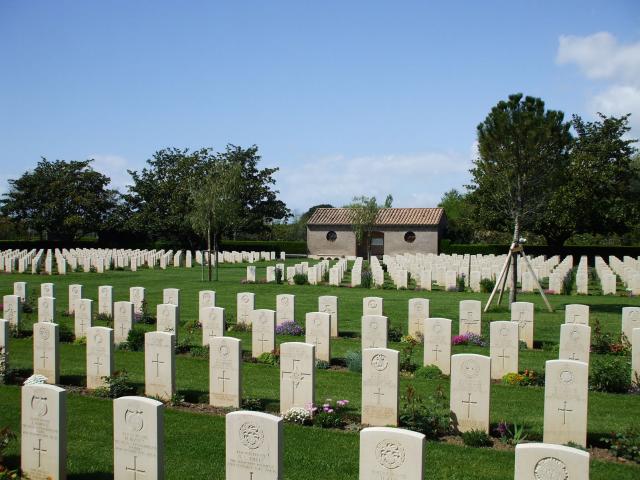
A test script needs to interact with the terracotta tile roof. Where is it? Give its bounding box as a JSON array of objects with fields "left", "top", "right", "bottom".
[{"left": 307, "top": 207, "right": 445, "bottom": 226}]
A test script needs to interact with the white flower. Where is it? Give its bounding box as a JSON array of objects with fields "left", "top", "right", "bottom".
[{"left": 23, "top": 374, "right": 48, "bottom": 385}]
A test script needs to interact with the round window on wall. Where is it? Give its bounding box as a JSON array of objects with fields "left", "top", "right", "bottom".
[
  {"left": 326, "top": 231, "right": 337, "bottom": 242},
  {"left": 404, "top": 231, "right": 416, "bottom": 243}
]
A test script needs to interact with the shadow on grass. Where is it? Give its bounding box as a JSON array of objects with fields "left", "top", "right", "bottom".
[
  {"left": 60, "top": 374, "right": 86, "bottom": 387},
  {"left": 588, "top": 303, "right": 632, "bottom": 314},
  {"left": 69, "top": 472, "right": 112, "bottom": 479}
]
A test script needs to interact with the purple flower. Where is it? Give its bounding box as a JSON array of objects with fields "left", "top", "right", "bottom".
[
  {"left": 275, "top": 321, "right": 304, "bottom": 336},
  {"left": 452, "top": 332, "right": 486, "bottom": 347}
]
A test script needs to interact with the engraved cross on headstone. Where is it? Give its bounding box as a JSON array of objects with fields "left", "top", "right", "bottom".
[
  {"left": 40, "top": 351, "right": 48, "bottom": 368},
  {"left": 373, "top": 386, "right": 384, "bottom": 405},
  {"left": 558, "top": 400, "right": 573, "bottom": 425},
  {"left": 498, "top": 349, "right": 510, "bottom": 368},
  {"left": 432, "top": 345, "right": 442, "bottom": 360},
  {"left": 33, "top": 438, "right": 47, "bottom": 468},
  {"left": 126, "top": 455, "right": 146, "bottom": 480},
  {"left": 463, "top": 311, "right": 475, "bottom": 332},
  {"left": 258, "top": 334, "right": 269, "bottom": 351},
  {"left": 218, "top": 369, "right": 231, "bottom": 392},
  {"left": 93, "top": 357, "right": 103, "bottom": 375},
  {"left": 462, "top": 393, "right": 477, "bottom": 418},
  {"left": 152, "top": 353, "right": 164, "bottom": 377},
  {"left": 281, "top": 358, "right": 310, "bottom": 403}
]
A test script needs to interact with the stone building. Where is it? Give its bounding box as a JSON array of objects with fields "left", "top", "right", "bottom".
[{"left": 306, "top": 207, "right": 446, "bottom": 258}]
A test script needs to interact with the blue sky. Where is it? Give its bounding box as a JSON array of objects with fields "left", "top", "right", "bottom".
[{"left": 1, "top": 1, "right": 638, "bottom": 215}]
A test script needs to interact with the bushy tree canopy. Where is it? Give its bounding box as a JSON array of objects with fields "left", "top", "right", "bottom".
[{"left": 1, "top": 158, "right": 118, "bottom": 241}]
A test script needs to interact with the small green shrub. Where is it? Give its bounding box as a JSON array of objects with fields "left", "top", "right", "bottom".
[
  {"left": 228, "top": 322, "right": 251, "bottom": 332},
  {"left": 293, "top": 273, "right": 308, "bottom": 285},
  {"left": 345, "top": 350, "right": 362, "bottom": 373},
  {"left": 601, "top": 428, "right": 640, "bottom": 463},
  {"left": 501, "top": 369, "right": 541, "bottom": 387},
  {"left": 399, "top": 385, "right": 450, "bottom": 439},
  {"left": 456, "top": 275, "right": 466, "bottom": 292},
  {"left": 0, "top": 425, "right": 18, "bottom": 476},
  {"left": 242, "top": 397, "right": 266, "bottom": 411},
  {"left": 461, "top": 429, "right": 493, "bottom": 447},
  {"left": 322, "top": 270, "right": 329, "bottom": 283},
  {"left": 479, "top": 278, "right": 495, "bottom": 293},
  {"left": 315, "top": 360, "right": 330, "bottom": 370},
  {"left": 388, "top": 326, "right": 403, "bottom": 342},
  {"left": 125, "top": 327, "right": 145, "bottom": 352},
  {"left": 94, "top": 370, "right": 135, "bottom": 398},
  {"left": 189, "top": 345, "right": 209, "bottom": 359},
  {"left": 415, "top": 365, "right": 443, "bottom": 380},
  {"left": 95, "top": 313, "right": 113, "bottom": 325},
  {"left": 257, "top": 350, "right": 280, "bottom": 366},
  {"left": 399, "top": 337, "right": 418, "bottom": 373},
  {"left": 275, "top": 267, "right": 283, "bottom": 284},
  {"left": 58, "top": 323, "right": 75, "bottom": 343},
  {"left": 361, "top": 270, "right": 372, "bottom": 289},
  {"left": 590, "top": 357, "right": 631, "bottom": 393}
]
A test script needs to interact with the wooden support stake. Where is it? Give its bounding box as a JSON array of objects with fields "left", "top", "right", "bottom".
[
  {"left": 484, "top": 250, "right": 512, "bottom": 313},
  {"left": 521, "top": 251, "right": 554, "bottom": 312}
]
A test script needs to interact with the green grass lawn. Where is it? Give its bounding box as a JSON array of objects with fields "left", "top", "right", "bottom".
[{"left": 1, "top": 261, "right": 639, "bottom": 479}]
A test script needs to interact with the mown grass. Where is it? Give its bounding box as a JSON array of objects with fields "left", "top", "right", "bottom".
[{"left": 1, "top": 261, "right": 639, "bottom": 478}]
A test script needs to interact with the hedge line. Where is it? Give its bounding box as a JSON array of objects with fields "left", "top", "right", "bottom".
[
  {"left": 440, "top": 243, "right": 640, "bottom": 260},
  {"left": 0, "top": 239, "right": 308, "bottom": 255}
]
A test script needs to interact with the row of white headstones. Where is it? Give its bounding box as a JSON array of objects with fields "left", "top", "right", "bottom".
[
  {"left": 21, "top": 382, "right": 591, "bottom": 480},
  {"left": 0, "top": 248, "right": 287, "bottom": 274}
]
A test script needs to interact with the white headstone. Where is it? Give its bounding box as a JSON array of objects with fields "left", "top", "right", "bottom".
[
  {"left": 459, "top": 300, "right": 481, "bottom": 335},
  {"left": 543, "top": 359, "right": 589, "bottom": 447},
  {"left": 408, "top": 298, "right": 429, "bottom": 338},
  {"left": 129, "top": 287, "right": 145, "bottom": 316},
  {"left": 363, "top": 297, "right": 383, "bottom": 316},
  {"left": 622, "top": 307, "right": 640, "bottom": 343},
  {"left": 0, "top": 319, "right": 8, "bottom": 379},
  {"left": 361, "top": 348, "right": 399, "bottom": 426},
  {"left": 14, "top": 281, "right": 27, "bottom": 302},
  {"left": 33, "top": 322, "right": 59, "bottom": 384},
  {"left": 318, "top": 295, "right": 339, "bottom": 337},
  {"left": 162, "top": 288, "right": 180, "bottom": 307},
  {"left": 237, "top": 292, "right": 256, "bottom": 325},
  {"left": 565, "top": 304, "right": 589, "bottom": 325},
  {"left": 201, "top": 306, "right": 225, "bottom": 346},
  {"left": 450, "top": 353, "right": 491, "bottom": 433},
  {"left": 423, "top": 317, "right": 452, "bottom": 375},
  {"left": 113, "top": 396, "right": 164, "bottom": 480},
  {"left": 489, "top": 321, "right": 519, "bottom": 380},
  {"left": 225, "top": 411, "right": 282, "bottom": 479},
  {"left": 38, "top": 296, "right": 56, "bottom": 323},
  {"left": 41, "top": 282, "right": 55, "bottom": 298},
  {"left": 359, "top": 427, "right": 424, "bottom": 480},
  {"left": 21, "top": 383, "right": 66, "bottom": 480},
  {"left": 157, "top": 304, "right": 179, "bottom": 342},
  {"left": 144, "top": 331, "right": 176, "bottom": 401},
  {"left": 251, "top": 309, "right": 276, "bottom": 358},
  {"left": 305, "top": 312, "right": 331, "bottom": 362},
  {"left": 559, "top": 323, "right": 591, "bottom": 364},
  {"left": 68, "top": 284, "right": 82, "bottom": 314},
  {"left": 514, "top": 443, "right": 589, "bottom": 480},
  {"left": 74, "top": 298, "right": 93, "bottom": 340},
  {"left": 209, "top": 336, "right": 242, "bottom": 408},
  {"left": 633, "top": 328, "right": 640, "bottom": 385},
  {"left": 114, "top": 301, "right": 134, "bottom": 345},
  {"left": 2, "top": 294, "right": 21, "bottom": 329},
  {"left": 98, "top": 285, "right": 114, "bottom": 317},
  {"left": 199, "top": 290, "right": 216, "bottom": 311},
  {"left": 511, "top": 302, "right": 534, "bottom": 349},
  {"left": 276, "top": 294, "right": 295, "bottom": 325},
  {"left": 86, "top": 326, "right": 114, "bottom": 389},
  {"left": 280, "top": 342, "right": 315, "bottom": 413},
  {"left": 362, "top": 315, "right": 388, "bottom": 349}
]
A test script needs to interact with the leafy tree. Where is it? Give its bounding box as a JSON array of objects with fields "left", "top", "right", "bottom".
[
  {"left": 469, "top": 93, "right": 572, "bottom": 302},
  {"left": 1, "top": 158, "right": 119, "bottom": 241},
  {"left": 125, "top": 148, "right": 207, "bottom": 247},
  {"left": 219, "top": 145, "right": 291, "bottom": 236},
  {"left": 189, "top": 161, "right": 243, "bottom": 280},
  {"left": 438, "top": 189, "right": 475, "bottom": 243},
  {"left": 532, "top": 114, "right": 637, "bottom": 247},
  {"left": 346, "top": 195, "right": 392, "bottom": 259}
]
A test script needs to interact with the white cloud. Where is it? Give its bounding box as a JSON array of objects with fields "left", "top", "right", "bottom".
[
  {"left": 556, "top": 32, "right": 640, "bottom": 132},
  {"left": 87, "top": 154, "right": 133, "bottom": 192},
  {"left": 557, "top": 32, "right": 640, "bottom": 82},
  {"left": 276, "top": 149, "right": 474, "bottom": 212}
]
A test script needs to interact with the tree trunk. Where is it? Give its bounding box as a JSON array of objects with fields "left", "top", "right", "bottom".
[
  {"left": 214, "top": 232, "right": 219, "bottom": 282},
  {"left": 207, "top": 225, "right": 212, "bottom": 282},
  {"left": 509, "top": 216, "right": 520, "bottom": 304}
]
